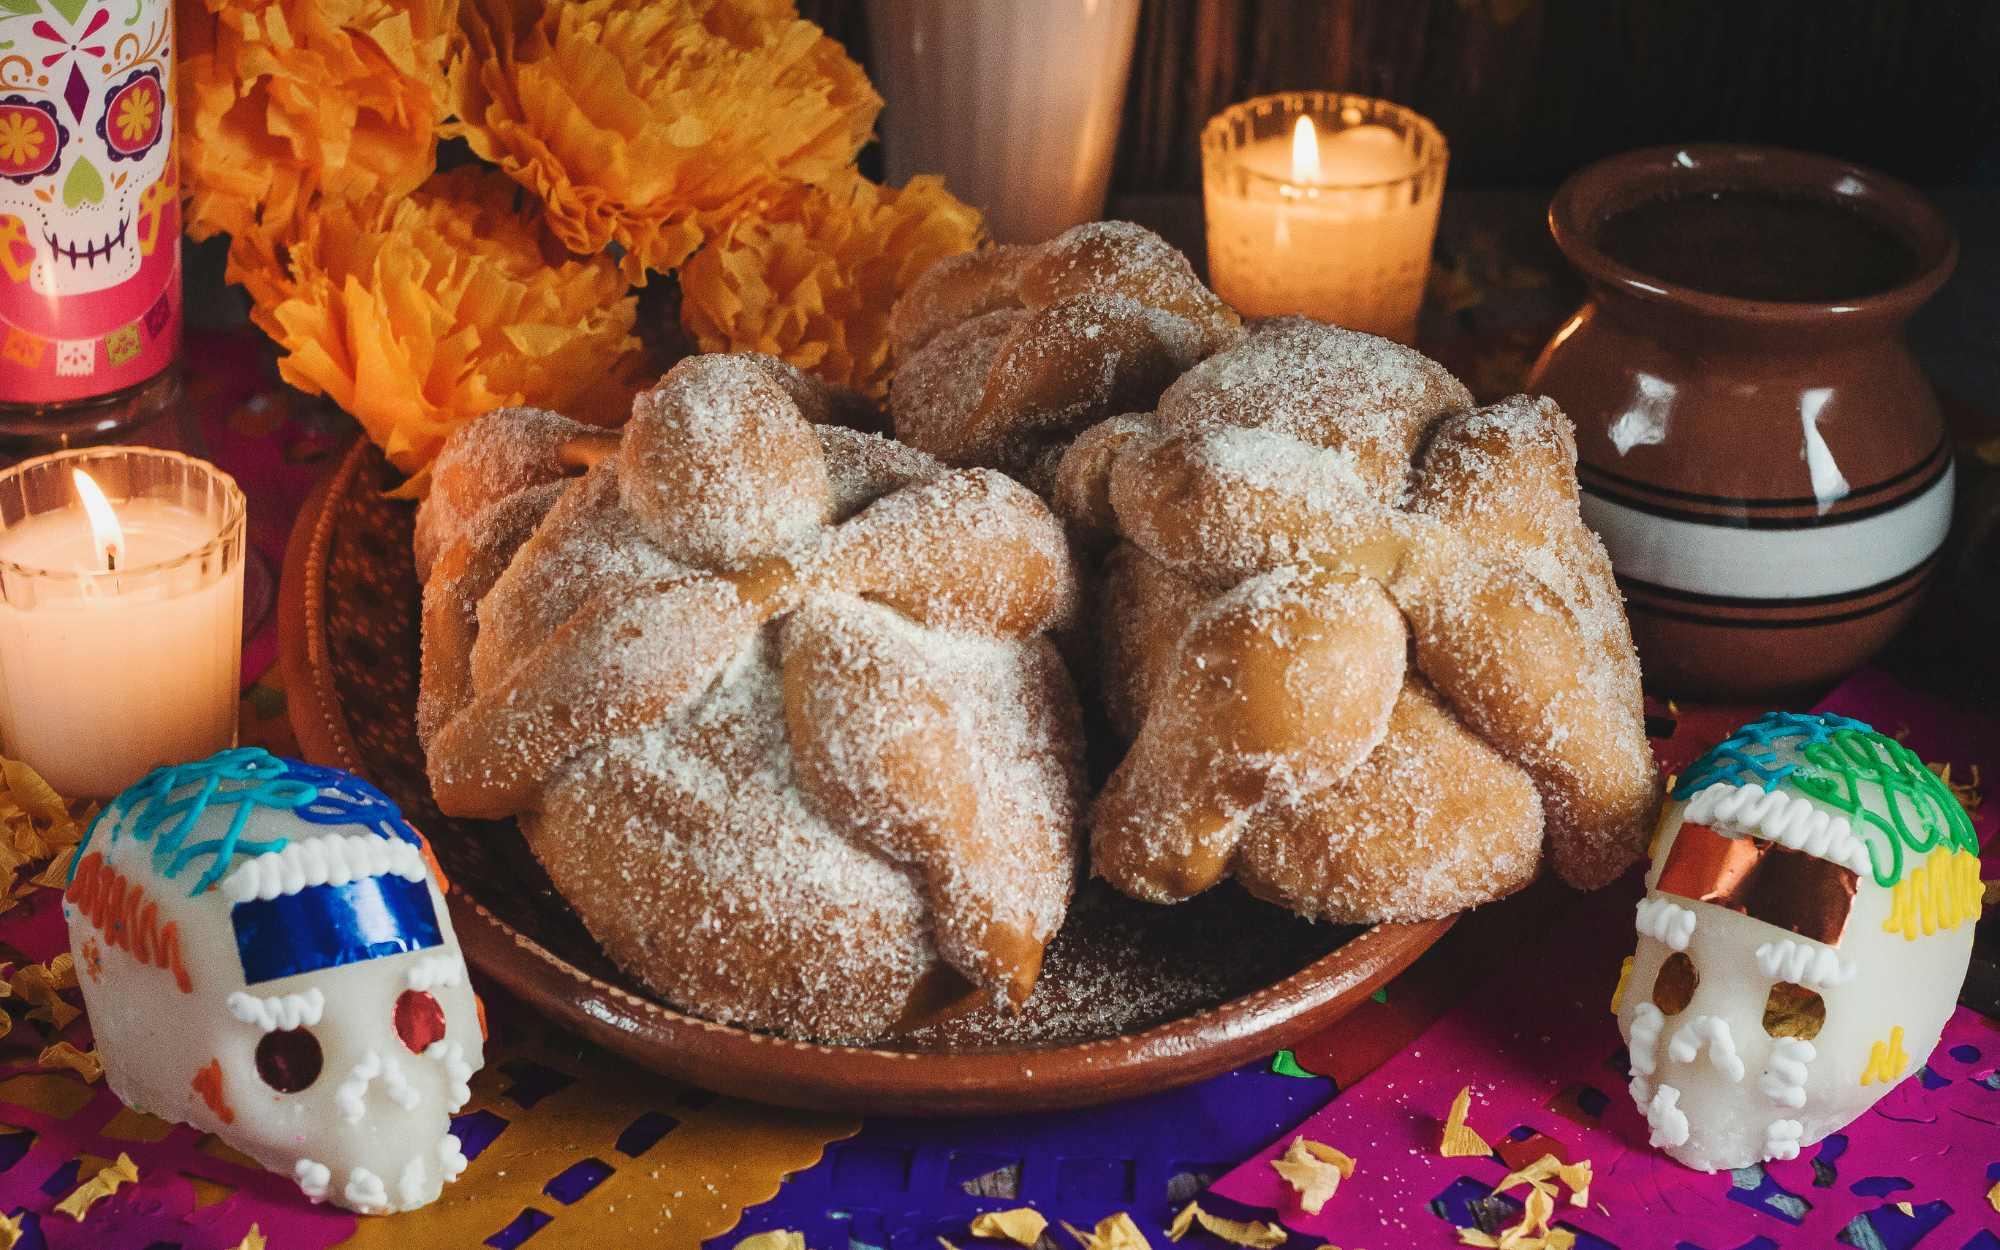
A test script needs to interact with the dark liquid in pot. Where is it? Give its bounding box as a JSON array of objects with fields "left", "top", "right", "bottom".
[{"left": 1595, "top": 190, "right": 1919, "bottom": 302}]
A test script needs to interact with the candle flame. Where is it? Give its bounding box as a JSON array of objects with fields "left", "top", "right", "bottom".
[
  {"left": 1291, "top": 114, "right": 1321, "bottom": 184},
  {"left": 72, "top": 469, "right": 121, "bottom": 571}
]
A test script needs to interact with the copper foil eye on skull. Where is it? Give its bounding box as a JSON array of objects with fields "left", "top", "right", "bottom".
[
  {"left": 256, "top": 1028, "right": 324, "bottom": 1093},
  {"left": 1762, "top": 981, "right": 1827, "bottom": 1040},
  {"left": 1652, "top": 951, "right": 1699, "bottom": 1014},
  {"left": 1656, "top": 821, "right": 1858, "bottom": 944}
]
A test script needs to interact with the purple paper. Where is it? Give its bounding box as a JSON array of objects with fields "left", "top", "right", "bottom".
[{"left": 722, "top": 1063, "right": 1335, "bottom": 1249}]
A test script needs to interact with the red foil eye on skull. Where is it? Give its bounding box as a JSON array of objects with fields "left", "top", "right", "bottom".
[
  {"left": 98, "top": 68, "right": 162, "bottom": 161},
  {"left": 0, "top": 96, "right": 64, "bottom": 183},
  {"left": 395, "top": 989, "right": 447, "bottom": 1054}
]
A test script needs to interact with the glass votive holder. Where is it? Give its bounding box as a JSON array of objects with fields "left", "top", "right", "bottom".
[
  {"left": 1202, "top": 92, "right": 1449, "bottom": 344},
  {"left": 0, "top": 447, "right": 245, "bottom": 798}
]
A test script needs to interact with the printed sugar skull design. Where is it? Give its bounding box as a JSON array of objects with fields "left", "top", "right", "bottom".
[
  {"left": 63, "top": 749, "right": 484, "bottom": 1214},
  {"left": 0, "top": 3, "right": 172, "bottom": 294},
  {"left": 1616, "top": 712, "right": 1980, "bottom": 1172}
]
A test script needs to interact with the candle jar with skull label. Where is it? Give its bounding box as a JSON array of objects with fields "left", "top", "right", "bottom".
[
  {"left": 0, "top": 0, "right": 178, "bottom": 445},
  {"left": 1617, "top": 712, "right": 1979, "bottom": 1172}
]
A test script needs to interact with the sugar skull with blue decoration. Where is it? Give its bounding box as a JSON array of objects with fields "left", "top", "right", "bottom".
[
  {"left": 1617, "top": 713, "right": 1980, "bottom": 1171},
  {"left": 61, "top": 749, "right": 485, "bottom": 1213}
]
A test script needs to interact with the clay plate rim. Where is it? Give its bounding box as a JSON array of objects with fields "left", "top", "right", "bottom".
[{"left": 277, "top": 437, "right": 1455, "bottom": 1115}]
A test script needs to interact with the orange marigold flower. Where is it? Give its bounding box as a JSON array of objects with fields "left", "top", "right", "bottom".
[
  {"left": 178, "top": 0, "right": 456, "bottom": 248},
  {"left": 247, "top": 167, "right": 643, "bottom": 482},
  {"left": 448, "top": 0, "right": 880, "bottom": 282},
  {"left": 679, "top": 172, "right": 982, "bottom": 397}
]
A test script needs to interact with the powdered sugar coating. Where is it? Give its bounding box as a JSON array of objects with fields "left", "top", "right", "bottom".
[
  {"left": 1055, "top": 319, "right": 1660, "bottom": 917},
  {"left": 414, "top": 406, "right": 602, "bottom": 581},
  {"left": 888, "top": 221, "right": 1242, "bottom": 487},
  {"left": 417, "top": 355, "right": 1085, "bottom": 1041},
  {"left": 1156, "top": 316, "right": 1472, "bottom": 505}
]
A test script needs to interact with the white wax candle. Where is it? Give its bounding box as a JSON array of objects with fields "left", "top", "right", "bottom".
[
  {"left": 0, "top": 497, "right": 242, "bottom": 797},
  {"left": 1205, "top": 112, "right": 1445, "bottom": 344}
]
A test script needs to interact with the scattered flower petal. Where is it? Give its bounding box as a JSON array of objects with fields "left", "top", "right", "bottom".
[
  {"left": 54, "top": 1153, "right": 138, "bottom": 1220},
  {"left": 969, "top": 1209, "right": 1048, "bottom": 1246},
  {"left": 1270, "top": 1135, "right": 1356, "bottom": 1215},
  {"left": 37, "top": 1042, "right": 102, "bottom": 1082},
  {"left": 1167, "top": 1202, "right": 1287, "bottom": 1249},
  {"left": 1062, "top": 1212, "right": 1152, "bottom": 1250},
  {"left": 1441, "top": 1085, "right": 1492, "bottom": 1158}
]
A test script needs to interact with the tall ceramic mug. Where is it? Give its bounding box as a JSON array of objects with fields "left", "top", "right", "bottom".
[
  {"left": 866, "top": 0, "right": 1141, "bottom": 244},
  {"left": 1527, "top": 146, "right": 1956, "bottom": 698},
  {"left": 0, "top": 0, "right": 180, "bottom": 444}
]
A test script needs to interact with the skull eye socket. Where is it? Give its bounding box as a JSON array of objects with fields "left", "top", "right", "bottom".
[
  {"left": 1762, "top": 981, "right": 1826, "bottom": 1040},
  {"left": 1651, "top": 952, "right": 1699, "bottom": 1015},
  {"left": 0, "top": 96, "right": 65, "bottom": 182},
  {"left": 255, "top": 1027, "right": 323, "bottom": 1093},
  {"left": 395, "top": 989, "right": 447, "bottom": 1054},
  {"left": 98, "top": 69, "right": 163, "bottom": 161}
]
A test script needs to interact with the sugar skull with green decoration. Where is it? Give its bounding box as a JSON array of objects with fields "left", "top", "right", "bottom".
[
  {"left": 62, "top": 748, "right": 485, "bottom": 1214},
  {"left": 1616, "top": 712, "right": 1981, "bottom": 1172}
]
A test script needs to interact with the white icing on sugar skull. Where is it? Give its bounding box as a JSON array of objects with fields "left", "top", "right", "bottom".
[
  {"left": 0, "top": 2, "right": 172, "bottom": 296},
  {"left": 63, "top": 749, "right": 485, "bottom": 1214},
  {"left": 1616, "top": 712, "right": 1980, "bottom": 1172}
]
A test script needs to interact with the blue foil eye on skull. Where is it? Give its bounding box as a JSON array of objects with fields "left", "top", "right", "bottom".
[{"left": 231, "top": 872, "right": 442, "bottom": 985}]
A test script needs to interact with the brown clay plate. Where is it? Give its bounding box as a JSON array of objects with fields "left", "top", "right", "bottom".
[{"left": 278, "top": 437, "right": 1454, "bottom": 1114}]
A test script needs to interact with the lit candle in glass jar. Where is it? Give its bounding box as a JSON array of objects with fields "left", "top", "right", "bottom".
[
  {"left": 0, "top": 447, "right": 244, "bottom": 797},
  {"left": 1203, "top": 92, "right": 1449, "bottom": 344}
]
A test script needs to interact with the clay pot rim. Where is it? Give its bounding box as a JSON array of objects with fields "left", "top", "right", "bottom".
[{"left": 1549, "top": 143, "right": 1957, "bottom": 328}]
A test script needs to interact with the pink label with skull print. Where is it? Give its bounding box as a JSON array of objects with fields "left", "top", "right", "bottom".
[{"left": 0, "top": 0, "right": 176, "bottom": 403}]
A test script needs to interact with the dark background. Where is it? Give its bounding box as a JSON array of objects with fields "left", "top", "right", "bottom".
[{"left": 802, "top": 0, "right": 2000, "bottom": 193}]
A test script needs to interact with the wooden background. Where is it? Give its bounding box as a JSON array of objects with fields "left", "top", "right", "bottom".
[{"left": 803, "top": 0, "right": 2000, "bottom": 192}]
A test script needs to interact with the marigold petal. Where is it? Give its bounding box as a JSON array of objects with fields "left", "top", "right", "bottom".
[
  {"left": 180, "top": 0, "right": 453, "bottom": 250},
  {"left": 252, "top": 167, "right": 642, "bottom": 481},
  {"left": 448, "top": 0, "right": 880, "bottom": 282},
  {"left": 680, "top": 172, "right": 981, "bottom": 398}
]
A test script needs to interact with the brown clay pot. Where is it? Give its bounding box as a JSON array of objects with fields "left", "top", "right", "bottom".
[{"left": 1527, "top": 145, "right": 1957, "bottom": 698}]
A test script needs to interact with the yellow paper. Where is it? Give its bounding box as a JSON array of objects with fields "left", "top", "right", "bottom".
[
  {"left": 1062, "top": 1212, "right": 1152, "bottom": 1250},
  {"left": 1610, "top": 956, "right": 1633, "bottom": 1015},
  {"left": 230, "top": 1227, "right": 268, "bottom": 1250},
  {"left": 36, "top": 1042, "right": 102, "bottom": 1082},
  {"left": 10, "top": 957, "right": 79, "bottom": 1029},
  {"left": 1988, "top": 1178, "right": 2000, "bottom": 1213},
  {"left": 969, "top": 1209, "right": 1048, "bottom": 1246},
  {"left": 1441, "top": 1086, "right": 1492, "bottom": 1157},
  {"left": 334, "top": 1021, "right": 856, "bottom": 1250},
  {"left": 0, "top": 1211, "right": 19, "bottom": 1250},
  {"left": 54, "top": 1152, "right": 138, "bottom": 1220},
  {"left": 734, "top": 1233, "right": 805, "bottom": 1250},
  {"left": 1167, "top": 1203, "right": 1287, "bottom": 1249},
  {"left": 1270, "top": 1136, "right": 1355, "bottom": 1215},
  {"left": 1505, "top": 1188, "right": 1557, "bottom": 1250}
]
